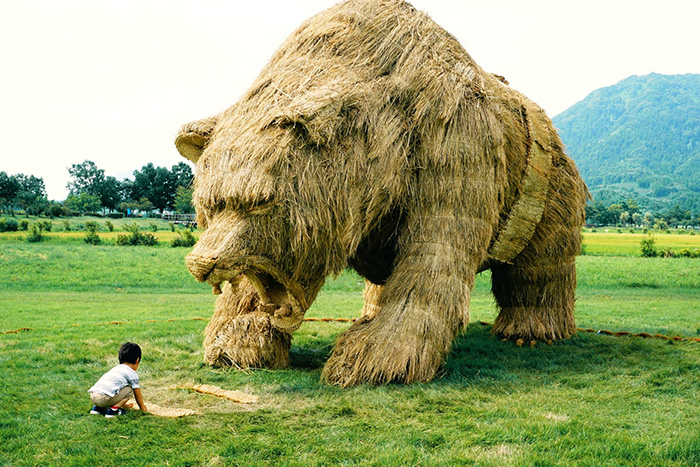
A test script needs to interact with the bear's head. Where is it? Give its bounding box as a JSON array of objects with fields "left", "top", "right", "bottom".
[
  {"left": 176, "top": 71, "right": 417, "bottom": 332},
  {"left": 174, "top": 0, "right": 495, "bottom": 332}
]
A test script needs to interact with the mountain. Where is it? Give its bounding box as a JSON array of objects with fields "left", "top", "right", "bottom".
[{"left": 552, "top": 73, "right": 700, "bottom": 215}]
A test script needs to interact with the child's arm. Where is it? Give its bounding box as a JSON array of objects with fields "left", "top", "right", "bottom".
[{"left": 133, "top": 387, "right": 147, "bottom": 412}]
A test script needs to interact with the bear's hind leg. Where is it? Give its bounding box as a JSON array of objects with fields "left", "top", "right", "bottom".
[
  {"left": 490, "top": 225, "right": 581, "bottom": 342},
  {"left": 204, "top": 279, "right": 291, "bottom": 368},
  {"left": 491, "top": 257, "right": 577, "bottom": 342}
]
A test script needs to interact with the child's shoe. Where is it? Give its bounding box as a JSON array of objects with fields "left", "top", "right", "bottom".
[
  {"left": 89, "top": 405, "right": 107, "bottom": 415},
  {"left": 105, "top": 407, "right": 126, "bottom": 418}
]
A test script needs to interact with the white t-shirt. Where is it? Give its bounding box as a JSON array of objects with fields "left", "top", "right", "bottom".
[{"left": 88, "top": 364, "right": 140, "bottom": 397}]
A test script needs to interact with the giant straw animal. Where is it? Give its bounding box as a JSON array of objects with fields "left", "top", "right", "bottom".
[{"left": 175, "top": 0, "right": 589, "bottom": 386}]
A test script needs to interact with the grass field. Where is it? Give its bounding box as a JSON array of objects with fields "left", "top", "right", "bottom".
[{"left": 2, "top": 227, "right": 700, "bottom": 465}]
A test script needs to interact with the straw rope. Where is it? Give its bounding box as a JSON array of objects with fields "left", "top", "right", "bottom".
[
  {"left": 487, "top": 114, "right": 551, "bottom": 264},
  {"left": 3, "top": 318, "right": 700, "bottom": 344},
  {"left": 189, "top": 384, "right": 258, "bottom": 404}
]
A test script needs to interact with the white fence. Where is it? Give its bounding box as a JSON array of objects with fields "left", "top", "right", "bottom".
[{"left": 161, "top": 213, "right": 197, "bottom": 227}]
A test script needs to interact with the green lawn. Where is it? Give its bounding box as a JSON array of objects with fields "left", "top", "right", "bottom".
[{"left": 1, "top": 233, "right": 700, "bottom": 465}]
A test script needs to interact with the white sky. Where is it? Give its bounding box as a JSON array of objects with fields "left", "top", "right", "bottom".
[{"left": 1, "top": 0, "right": 699, "bottom": 200}]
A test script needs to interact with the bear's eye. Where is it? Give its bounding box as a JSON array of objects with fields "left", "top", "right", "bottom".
[
  {"left": 226, "top": 196, "right": 275, "bottom": 216},
  {"left": 244, "top": 200, "right": 274, "bottom": 215},
  {"left": 238, "top": 195, "right": 275, "bottom": 215},
  {"left": 206, "top": 199, "right": 227, "bottom": 217}
]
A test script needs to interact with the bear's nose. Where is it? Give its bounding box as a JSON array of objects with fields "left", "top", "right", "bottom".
[{"left": 185, "top": 253, "right": 218, "bottom": 282}]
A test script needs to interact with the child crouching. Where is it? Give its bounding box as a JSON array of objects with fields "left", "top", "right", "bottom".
[{"left": 88, "top": 342, "right": 148, "bottom": 417}]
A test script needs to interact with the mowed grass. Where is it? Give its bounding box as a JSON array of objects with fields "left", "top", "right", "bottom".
[{"left": 2, "top": 234, "right": 700, "bottom": 465}]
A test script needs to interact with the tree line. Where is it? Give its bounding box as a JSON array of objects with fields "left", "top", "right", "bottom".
[
  {"left": 0, "top": 160, "right": 194, "bottom": 217},
  {"left": 585, "top": 199, "right": 700, "bottom": 229},
  {"left": 3, "top": 161, "right": 699, "bottom": 228}
]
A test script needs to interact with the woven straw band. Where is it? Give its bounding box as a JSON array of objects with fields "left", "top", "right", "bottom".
[{"left": 488, "top": 120, "right": 552, "bottom": 264}]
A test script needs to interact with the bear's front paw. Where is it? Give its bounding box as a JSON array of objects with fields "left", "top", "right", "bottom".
[
  {"left": 322, "top": 317, "right": 445, "bottom": 387},
  {"left": 204, "top": 312, "right": 291, "bottom": 369}
]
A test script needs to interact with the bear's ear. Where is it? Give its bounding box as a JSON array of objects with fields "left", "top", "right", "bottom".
[
  {"left": 175, "top": 116, "right": 218, "bottom": 163},
  {"left": 272, "top": 86, "right": 346, "bottom": 145}
]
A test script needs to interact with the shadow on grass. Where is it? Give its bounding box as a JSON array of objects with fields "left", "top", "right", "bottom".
[
  {"left": 281, "top": 323, "right": 694, "bottom": 391},
  {"left": 289, "top": 347, "right": 332, "bottom": 369},
  {"left": 442, "top": 324, "right": 693, "bottom": 388}
]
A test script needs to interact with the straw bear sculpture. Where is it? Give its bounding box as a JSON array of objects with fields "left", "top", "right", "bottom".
[{"left": 175, "top": 0, "right": 588, "bottom": 387}]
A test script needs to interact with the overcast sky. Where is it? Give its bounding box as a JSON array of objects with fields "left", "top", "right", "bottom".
[{"left": 1, "top": 0, "right": 699, "bottom": 200}]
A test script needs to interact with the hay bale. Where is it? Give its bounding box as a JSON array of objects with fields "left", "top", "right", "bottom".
[
  {"left": 146, "top": 402, "right": 197, "bottom": 418},
  {"left": 175, "top": 0, "right": 588, "bottom": 386}
]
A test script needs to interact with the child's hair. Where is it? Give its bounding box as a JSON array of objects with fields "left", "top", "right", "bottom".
[{"left": 119, "top": 342, "right": 142, "bottom": 364}]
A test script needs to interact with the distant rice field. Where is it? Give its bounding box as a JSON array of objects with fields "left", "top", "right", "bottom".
[{"left": 583, "top": 230, "right": 700, "bottom": 256}]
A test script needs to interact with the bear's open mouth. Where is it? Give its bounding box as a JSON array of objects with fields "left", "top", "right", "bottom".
[
  {"left": 205, "top": 260, "right": 308, "bottom": 333},
  {"left": 243, "top": 270, "right": 289, "bottom": 306}
]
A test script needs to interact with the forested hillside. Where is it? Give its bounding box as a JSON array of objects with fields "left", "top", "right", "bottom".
[{"left": 553, "top": 73, "right": 700, "bottom": 216}]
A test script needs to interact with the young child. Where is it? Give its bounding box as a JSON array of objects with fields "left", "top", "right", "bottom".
[{"left": 88, "top": 342, "right": 148, "bottom": 417}]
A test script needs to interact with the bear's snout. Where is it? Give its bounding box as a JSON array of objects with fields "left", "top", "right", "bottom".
[{"left": 185, "top": 252, "right": 218, "bottom": 282}]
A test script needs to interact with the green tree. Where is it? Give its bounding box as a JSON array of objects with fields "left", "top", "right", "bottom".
[
  {"left": 128, "top": 163, "right": 193, "bottom": 213},
  {"left": 137, "top": 197, "right": 155, "bottom": 213},
  {"left": 15, "top": 174, "right": 48, "bottom": 215},
  {"left": 631, "top": 212, "right": 642, "bottom": 226},
  {"left": 67, "top": 160, "right": 123, "bottom": 212},
  {"left": 117, "top": 200, "right": 139, "bottom": 216},
  {"left": 131, "top": 163, "right": 175, "bottom": 212},
  {"left": 621, "top": 199, "right": 640, "bottom": 215},
  {"left": 98, "top": 176, "right": 122, "bottom": 211},
  {"left": 170, "top": 162, "right": 193, "bottom": 189},
  {"left": 654, "top": 219, "right": 669, "bottom": 230},
  {"left": 26, "top": 223, "right": 44, "bottom": 243},
  {"left": 607, "top": 204, "right": 623, "bottom": 225},
  {"left": 83, "top": 221, "right": 102, "bottom": 245},
  {"left": 65, "top": 192, "right": 101, "bottom": 214},
  {"left": 119, "top": 179, "right": 135, "bottom": 204},
  {"left": 0, "top": 171, "right": 20, "bottom": 215},
  {"left": 664, "top": 204, "right": 690, "bottom": 227},
  {"left": 67, "top": 160, "right": 105, "bottom": 196},
  {"left": 585, "top": 201, "right": 608, "bottom": 225},
  {"left": 619, "top": 211, "right": 630, "bottom": 225},
  {"left": 173, "top": 186, "right": 194, "bottom": 213}
]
